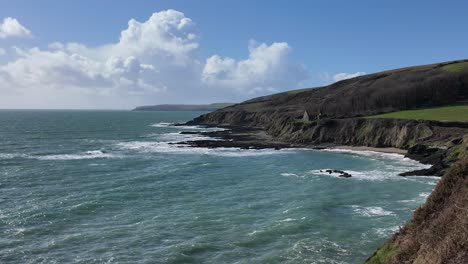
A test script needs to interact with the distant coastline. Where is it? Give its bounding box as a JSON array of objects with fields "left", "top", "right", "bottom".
[{"left": 133, "top": 103, "right": 234, "bottom": 112}]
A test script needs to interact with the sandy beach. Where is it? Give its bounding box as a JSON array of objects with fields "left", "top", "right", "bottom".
[{"left": 332, "top": 145, "right": 408, "bottom": 155}]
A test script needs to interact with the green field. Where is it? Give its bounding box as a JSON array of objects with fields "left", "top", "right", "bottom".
[
  {"left": 442, "top": 61, "right": 468, "bottom": 73},
  {"left": 366, "top": 105, "right": 468, "bottom": 122}
]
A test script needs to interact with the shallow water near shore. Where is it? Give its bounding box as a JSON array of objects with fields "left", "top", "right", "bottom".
[{"left": 0, "top": 110, "right": 438, "bottom": 263}]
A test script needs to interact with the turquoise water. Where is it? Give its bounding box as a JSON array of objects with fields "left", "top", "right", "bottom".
[{"left": 0, "top": 110, "right": 438, "bottom": 264}]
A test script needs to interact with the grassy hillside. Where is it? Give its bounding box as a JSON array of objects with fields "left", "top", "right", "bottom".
[
  {"left": 190, "top": 59, "right": 468, "bottom": 127},
  {"left": 366, "top": 105, "right": 468, "bottom": 122}
]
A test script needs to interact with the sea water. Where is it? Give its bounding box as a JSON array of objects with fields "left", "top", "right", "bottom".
[{"left": 0, "top": 110, "right": 438, "bottom": 263}]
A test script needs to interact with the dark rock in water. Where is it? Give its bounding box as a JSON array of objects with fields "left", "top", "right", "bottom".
[
  {"left": 399, "top": 162, "right": 447, "bottom": 176},
  {"left": 312, "top": 146, "right": 327, "bottom": 150},
  {"left": 405, "top": 144, "right": 446, "bottom": 165},
  {"left": 325, "top": 169, "right": 352, "bottom": 178},
  {"left": 179, "top": 131, "right": 200, "bottom": 135},
  {"left": 339, "top": 173, "right": 352, "bottom": 178},
  {"left": 400, "top": 144, "right": 449, "bottom": 176}
]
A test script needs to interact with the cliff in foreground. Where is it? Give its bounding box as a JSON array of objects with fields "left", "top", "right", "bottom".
[{"left": 366, "top": 157, "right": 468, "bottom": 264}]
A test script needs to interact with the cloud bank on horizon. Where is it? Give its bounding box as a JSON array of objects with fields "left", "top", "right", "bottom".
[{"left": 0, "top": 10, "right": 362, "bottom": 109}]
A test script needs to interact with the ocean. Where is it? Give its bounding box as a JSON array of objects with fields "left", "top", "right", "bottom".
[{"left": 0, "top": 110, "right": 438, "bottom": 263}]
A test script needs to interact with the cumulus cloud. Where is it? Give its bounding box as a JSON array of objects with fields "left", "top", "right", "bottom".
[
  {"left": 0, "top": 17, "right": 31, "bottom": 39},
  {"left": 333, "top": 71, "right": 366, "bottom": 82},
  {"left": 0, "top": 10, "right": 307, "bottom": 109},
  {"left": 202, "top": 41, "right": 307, "bottom": 94}
]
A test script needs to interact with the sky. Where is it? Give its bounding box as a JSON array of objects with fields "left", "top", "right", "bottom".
[{"left": 0, "top": 0, "right": 467, "bottom": 109}]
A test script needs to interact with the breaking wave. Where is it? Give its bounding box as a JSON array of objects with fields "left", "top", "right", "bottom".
[
  {"left": 150, "top": 122, "right": 228, "bottom": 131},
  {"left": 34, "top": 150, "right": 117, "bottom": 160},
  {"left": 116, "top": 141, "right": 293, "bottom": 157},
  {"left": 349, "top": 205, "right": 395, "bottom": 217}
]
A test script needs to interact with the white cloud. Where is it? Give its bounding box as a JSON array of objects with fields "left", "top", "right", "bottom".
[
  {"left": 202, "top": 41, "right": 307, "bottom": 95},
  {"left": 0, "top": 17, "right": 31, "bottom": 39},
  {"left": 0, "top": 10, "right": 308, "bottom": 109},
  {"left": 333, "top": 71, "right": 366, "bottom": 82}
]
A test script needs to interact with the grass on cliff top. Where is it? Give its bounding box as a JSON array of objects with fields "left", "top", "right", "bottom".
[
  {"left": 366, "top": 105, "right": 468, "bottom": 122},
  {"left": 293, "top": 118, "right": 313, "bottom": 124},
  {"left": 441, "top": 61, "right": 468, "bottom": 73}
]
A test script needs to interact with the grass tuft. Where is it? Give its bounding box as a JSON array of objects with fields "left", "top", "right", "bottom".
[
  {"left": 292, "top": 118, "right": 312, "bottom": 124},
  {"left": 365, "top": 241, "right": 398, "bottom": 264}
]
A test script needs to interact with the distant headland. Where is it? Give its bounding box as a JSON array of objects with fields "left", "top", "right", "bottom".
[{"left": 132, "top": 103, "right": 234, "bottom": 111}]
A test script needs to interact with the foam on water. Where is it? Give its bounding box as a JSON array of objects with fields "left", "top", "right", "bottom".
[
  {"left": 323, "top": 148, "right": 405, "bottom": 159},
  {"left": 0, "top": 153, "right": 28, "bottom": 159},
  {"left": 308, "top": 168, "right": 395, "bottom": 181},
  {"left": 374, "top": 226, "right": 399, "bottom": 237},
  {"left": 419, "top": 192, "right": 430, "bottom": 199},
  {"left": 308, "top": 147, "right": 434, "bottom": 181},
  {"left": 277, "top": 218, "right": 297, "bottom": 222},
  {"left": 148, "top": 132, "right": 222, "bottom": 142},
  {"left": 322, "top": 148, "right": 429, "bottom": 168},
  {"left": 150, "top": 122, "right": 172, "bottom": 127},
  {"left": 150, "top": 122, "right": 228, "bottom": 131},
  {"left": 116, "top": 141, "right": 293, "bottom": 157},
  {"left": 350, "top": 205, "right": 395, "bottom": 217},
  {"left": 289, "top": 238, "right": 349, "bottom": 263},
  {"left": 280, "top": 172, "right": 301, "bottom": 178},
  {"left": 34, "top": 150, "right": 117, "bottom": 160}
]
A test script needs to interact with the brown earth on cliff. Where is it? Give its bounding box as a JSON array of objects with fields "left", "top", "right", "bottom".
[{"left": 366, "top": 157, "right": 468, "bottom": 264}]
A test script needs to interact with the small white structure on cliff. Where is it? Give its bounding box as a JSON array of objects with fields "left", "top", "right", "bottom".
[{"left": 302, "top": 110, "right": 310, "bottom": 122}]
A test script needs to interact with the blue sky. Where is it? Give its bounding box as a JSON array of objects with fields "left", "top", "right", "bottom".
[{"left": 0, "top": 0, "right": 467, "bottom": 109}]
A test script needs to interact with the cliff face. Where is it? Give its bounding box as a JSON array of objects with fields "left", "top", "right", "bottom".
[
  {"left": 366, "top": 157, "right": 468, "bottom": 264},
  {"left": 270, "top": 118, "right": 457, "bottom": 148},
  {"left": 273, "top": 118, "right": 467, "bottom": 175}
]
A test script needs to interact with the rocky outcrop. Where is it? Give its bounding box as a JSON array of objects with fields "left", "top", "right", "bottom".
[
  {"left": 267, "top": 118, "right": 468, "bottom": 175},
  {"left": 271, "top": 118, "right": 439, "bottom": 148},
  {"left": 188, "top": 115, "right": 468, "bottom": 175}
]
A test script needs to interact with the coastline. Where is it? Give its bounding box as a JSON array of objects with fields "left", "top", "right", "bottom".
[
  {"left": 331, "top": 145, "right": 407, "bottom": 155},
  {"left": 176, "top": 124, "right": 436, "bottom": 176}
]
